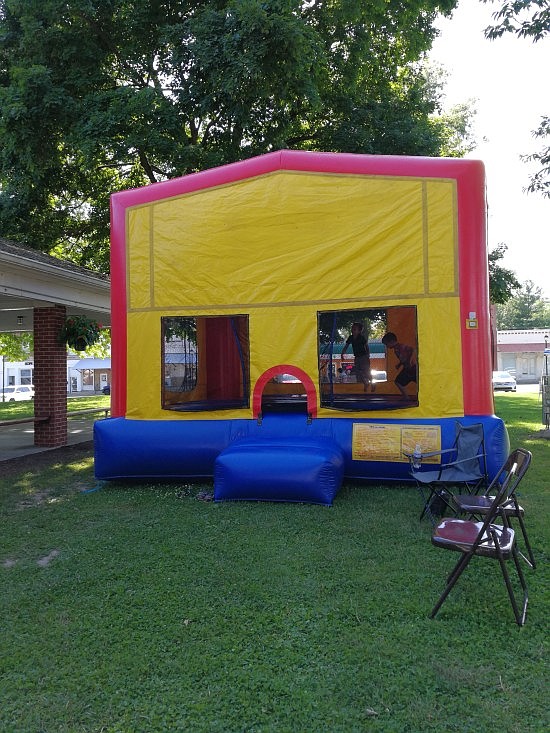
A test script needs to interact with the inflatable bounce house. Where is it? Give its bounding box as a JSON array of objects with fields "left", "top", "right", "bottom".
[{"left": 95, "top": 150, "right": 508, "bottom": 504}]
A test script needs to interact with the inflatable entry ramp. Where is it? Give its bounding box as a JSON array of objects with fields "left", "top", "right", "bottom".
[{"left": 214, "top": 437, "right": 345, "bottom": 505}]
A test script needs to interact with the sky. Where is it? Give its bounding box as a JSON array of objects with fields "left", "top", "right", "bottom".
[{"left": 429, "top": 0, "right": 549, "bottom": 296}]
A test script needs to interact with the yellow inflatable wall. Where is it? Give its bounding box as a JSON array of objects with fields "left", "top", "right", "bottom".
[{"left": 123, "top": 169, "right": 462, "bottom": 421}]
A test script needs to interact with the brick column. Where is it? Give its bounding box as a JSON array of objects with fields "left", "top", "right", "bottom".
[{"left": 33, "top": 305, "right": 68, "bottom": 447}]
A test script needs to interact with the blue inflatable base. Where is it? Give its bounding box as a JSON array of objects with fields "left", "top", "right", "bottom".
[
  {"left": 214, "top": 437, "right": 345, "bottom": 505},
  {"left": 94, "top": 413, "right": 509, "bottom": 489}
]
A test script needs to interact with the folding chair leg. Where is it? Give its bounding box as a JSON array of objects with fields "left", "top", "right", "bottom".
[
  {"left": 515, "top": 512, "right": 536, "bottom": 569},
  {"left": 418, "top": 486, "right": 436, "bottom": 524},
  {"left": 438, "top": 489, "right": 456, "bottom": 516},
  {"left": 495, "top": 545, "right": 528, "bottom": 626},
  {"left": 430, "top": 551, "right": 473, "bottom": 619},
  {"left": 445, "top": 552, "right": 466, "bottom": 585},
  {"left": 420, "top": 501, "right": 437, "bottom": 526},
  {"left": 419, "top": 486, "right": 454, "bottom": 526},
  {"left": 513, "top": 548, "right": 529, "bottom": 625},
  {"left": 468, "top": 478, "right": 487, "bottom": 495}
]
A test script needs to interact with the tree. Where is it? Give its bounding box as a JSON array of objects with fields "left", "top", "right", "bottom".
[
  {"left": 0, "top": 333, "right": 33, "bottom": 362},
  {"left": 488, "top": 243, "right": 521, "bottom": 304},
  {"left": 0, "top": 330, "right": 110, "bottom": 362},
  {"left": 483, "top": 0, "right": 550, "bottom": 198},
  {"left": 0, "top": 0, "right": 465, "bottom": 272},
  {"left": 318, "top": 309, "right": 387, "bottom": 346},
  {"left": 422, "top": 62, "right": 477, "bottom": 157},
  {"left": 483, "top": 0, "right": 549, "bottom": 42},
  {"left": 523, "top": 115, "right": 549, "bottom": 198},
  {"left": 496, "top": 280, "right": 550, "bottom": 329}
]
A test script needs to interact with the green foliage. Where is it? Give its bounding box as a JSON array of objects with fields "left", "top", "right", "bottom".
[
  {"left": 72, "top": 328, "right": 111, "bottom": 358},
  {"left": 0, "top": 332, "right": 32, "bottom": 361},
  {"left": 59, "top": 314, "right": 103, "bottom": 351},
  {"left": 488, "top": 243, "right": 521, "bottom": 305},
  {"left": 0, "top": 392, "right": 548, "bottom": 731},
  {"left": 0, "top": 0, "right": 466, "bottom": 272},
  {"left": 496, "top": 279, "right": 550, "bottom": 329},
  {"left": 483, "top": 0, "right": 550, "bottom": 42},
  {"left": 318, "top": 309, "right": 386, "bottom": 344},
  {"left": 523, "top": 115, "right": 550, "bottom": 198},
  {"left": 423, "top": 63, "right": 477, "bottom": 158},
  {"left": 431, "top": 100, "right": 477, "bottom": 157},
  {"left": 0, "top": 325, "right": 111, "bottom": 359},
  {"left": 163, "top": 316, "right": 197, "bottom": 344}
]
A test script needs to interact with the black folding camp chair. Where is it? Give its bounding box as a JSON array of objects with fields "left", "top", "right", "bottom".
[
  {"left": 452, "top": 447, "right": 535, "bottom": 568},
  {"left": 429, "top": 449, "right": 531, "bottom": 626},
  {"left": 408, "top": 422, "right": 488, "bottom": 524}
]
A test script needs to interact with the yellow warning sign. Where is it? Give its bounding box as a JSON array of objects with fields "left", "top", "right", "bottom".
[{"left": 352, "top": 423, "right": 441, "bottom": 462}]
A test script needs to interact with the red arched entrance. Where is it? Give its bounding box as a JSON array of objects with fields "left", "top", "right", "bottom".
[{"left": 252, "top": 364, "right": 317, "bottom": 419}]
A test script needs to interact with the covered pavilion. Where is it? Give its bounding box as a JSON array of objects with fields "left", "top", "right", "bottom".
[{"left": 0, "top": 238, "right": 110, "bottom": 448}]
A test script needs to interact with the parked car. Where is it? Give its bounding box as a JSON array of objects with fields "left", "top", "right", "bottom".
[
  {"left": 492, "top": 371, "right": 517, "bottom": 392},
  {"left": 1, "top": 384, "right": 35, "bottom": 401},
  {"left": 274, "top": 374, "right": 301, "bottom": 384},
  {"left": 371, "top": 369, "right": 387, "bottom": 383}
]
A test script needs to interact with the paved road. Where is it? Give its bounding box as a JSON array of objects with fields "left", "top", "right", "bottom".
[{"left": 514, "top": 383, "right": 541, "bottom": 393}]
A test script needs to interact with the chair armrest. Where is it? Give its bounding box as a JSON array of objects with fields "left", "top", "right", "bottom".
[
  {"left": 423, "top": 448, "right": 456, "bottom": 460},
  {"left": 443, "top": 453, "right": 486, "bottom": 469},
  {"left": 403, "top": 447, "right": 456, "bottom": 460}
]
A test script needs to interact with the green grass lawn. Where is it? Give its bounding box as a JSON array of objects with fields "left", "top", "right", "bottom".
[
  {"left": 0, "top": 393, "right": 110, "bottom": 421},
  {"left": 1, "top": 394, "right": 548, "bottom": 732}
]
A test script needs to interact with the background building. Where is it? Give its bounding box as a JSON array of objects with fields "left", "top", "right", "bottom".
[
  {"left": 1, "top": 356, "right": 111, "bottom": 395},
  {"left": 496, "top": 329, "right": 549, "bottom": 383}
]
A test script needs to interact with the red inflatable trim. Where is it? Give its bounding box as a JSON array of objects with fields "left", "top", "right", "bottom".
[{"left": 252, "top": 365, "right": 318, "bottom": 420}]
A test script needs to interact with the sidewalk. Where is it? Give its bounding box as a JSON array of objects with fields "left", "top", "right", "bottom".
[{"left": 0, "top": 415, "right": 97, "bottom": 462}]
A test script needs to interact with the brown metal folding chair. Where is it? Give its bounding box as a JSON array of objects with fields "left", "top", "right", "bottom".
[
  {"left": 429, "top": 449, "right": 531, "bottom": 626},
  {"left": 452, "top": 448, "right": 535, "bottom": 568}
]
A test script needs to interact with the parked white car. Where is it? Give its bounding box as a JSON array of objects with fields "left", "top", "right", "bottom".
[
  {"left": 274, "top": 373, "right": 301, "bottom": 383},
  {"left": 492, "top": 371, "right": 517, "bottom": 392},
  {"left": 371, "top": 369, "right": 387, "bottom": 383},
  {"left": 1, "top": 385, "right": 35, "bottom": 401}
]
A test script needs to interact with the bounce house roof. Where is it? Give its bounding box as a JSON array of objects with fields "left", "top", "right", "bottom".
[{"left": 110, "top": 149, "right": 483, "bottom": 211}]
